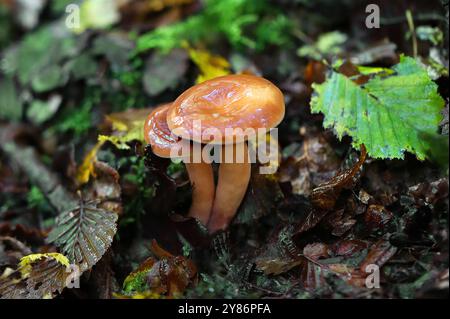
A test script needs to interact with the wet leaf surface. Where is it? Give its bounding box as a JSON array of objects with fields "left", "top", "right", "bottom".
[{"left": 0, "top": 0, "right": 448, "bottom": 300}]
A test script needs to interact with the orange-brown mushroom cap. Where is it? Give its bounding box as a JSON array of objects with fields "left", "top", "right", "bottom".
[
  {"left": 167, "top": 74, "right": 285, "bottom": 144},
  {"left": 144, "top": 103, "right": 180, "bottom": 158}
]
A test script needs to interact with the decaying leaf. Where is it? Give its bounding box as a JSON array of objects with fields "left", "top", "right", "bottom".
[
  {"left": 99, "top": 107, "right": 153, "bottom": 149},
  {"left": 303, "top": 243, "right": 329, "bottom": 261},
  {"left": 322, "top": 209, "right": 357, "bottom": 237},
  {"left": 359, "top": 238, "right": 397, "bottom": 273},
  {"left": 46, "top": 197, "right": 118, "bottom": 272},
  {"left": 76, "top": 140, "right": 105, "bottom": 185},
  {"left": 278, "top": 134, "right": 340, "bottom": 197},
  {"left": 364, "top": 205, "right": 393, "bottom": 233},
  {"left": 85, "top": 161, "right": 123, "bottom": 216},
  {"left": 293, "top": 209, "right": 329, "bottom": 236},
  {"left": 299, "top": 259, "right": 327, "bottom": 291},
  {"left": 311, "top": 145, "right": 367, "bottom": 210},
  {"left": 121, "top": 240, "right": 197, "bottom": 298},
  {"left": 0, "top": 253, "right": 73, "bottom": 299},
  {"left": 255, "top": 225, "right": 303, "bottom": 275}
]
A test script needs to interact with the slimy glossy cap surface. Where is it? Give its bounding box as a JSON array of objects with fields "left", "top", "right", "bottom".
[
  {"left": 167, "top": 74, "right": 285, "bottom": 144},
  {"left": 144, "top": 103, "right": 180, "bottom": 158}
]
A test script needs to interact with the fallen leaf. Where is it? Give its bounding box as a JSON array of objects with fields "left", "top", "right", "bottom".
[
  {"left": 76, "top": 140, "right": 105, "bottom": 185},
  {"left": 99, "top": 107, "right": 154, "bottom": 149},
  {"left": 85, "top": 161, "right": 123, "bottom": 216},
  {"left": 183, "top": 43, "right": 231, "bottom": 83},
  {"left": 311, "top": 144, "right": 367, "bottom": 210},
  {"left": 303, "top": 243, "right": 329, "bottom": 261},
  {"left": 122, "top": 240, "right": 197, "bottom": 297},
  {"left": 255, "top": 225, "right": 302, "bottom": 275},
  {"left": 46, "top": 196, "right": 118, "bottom": 272},
  {"left": 359, "top": 238, "right": 397, "bottom": 273},
  {"left": 323, "top": 209, "right": 357, "bottom": 237},
  {"left": 364, "top": 205, "right": 393, "bottom": 232},
  {"left": 330, "top": 240, "right": 369, "bottom": 257},
  {"left": 0, "top": 253, "right": 72, "bottom": 299},
  {"left": 278, "top": 134, "right": 341, "bottom": 197}
]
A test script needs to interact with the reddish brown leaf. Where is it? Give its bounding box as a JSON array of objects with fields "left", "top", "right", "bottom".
[
  {"left": 299, "top": 259, "right": 326, "bottom": 290},
  {"left": 364, "top": 205, "right": 393, "bottom": 232},
  {"left": 85, "top": 161, "right": 123, "bottom": 215},
  {"left": 359, "top": 238, "right": 397, "bottom": 273},
  {"left": 330, "top": 240, "right": 369, "bottom": 257},
  {"left": 311, "top": 144, "right": 367, "bottom": 210},
  {"left": 293, "top": 209, "right": 328, "bottom": 236},
  {"left": 303, "top": 243, "right": 329, "bottom": 260}
]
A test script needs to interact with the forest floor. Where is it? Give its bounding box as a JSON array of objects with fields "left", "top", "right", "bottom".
[{"left": 0, "top": 0, "right": 448, "bottom": 299}]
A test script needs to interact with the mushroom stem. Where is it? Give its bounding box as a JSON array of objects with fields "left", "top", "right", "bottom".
[
  {"left": 207, "top": 142, "right": 251, "bottom": 234},
  {"left": 185, "top": 161, "right": 215, "bottom": 226}
]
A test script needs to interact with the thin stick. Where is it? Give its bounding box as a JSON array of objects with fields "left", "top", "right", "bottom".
[{"left": 406, "top": 9, "right": 418, "bottom": 58}]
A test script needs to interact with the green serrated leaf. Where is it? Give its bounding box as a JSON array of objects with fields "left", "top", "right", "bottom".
[{"left": 310, "top": 56, "right": 446, "bottom": 160}]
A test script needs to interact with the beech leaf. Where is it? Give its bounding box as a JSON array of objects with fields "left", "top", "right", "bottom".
[
  {"left": 46, "top": 199, "right": 118, "bottom": 272},
  {"left": 0, "top": 253, "right": 72, "bottom": 299}
]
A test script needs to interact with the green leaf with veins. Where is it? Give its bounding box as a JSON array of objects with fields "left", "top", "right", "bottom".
[
  {"left": 47, "top": 199, "right": 118, "bottom": 272},
  {"left": 311, "top": 55, "right": 446, "bottom": 160}
]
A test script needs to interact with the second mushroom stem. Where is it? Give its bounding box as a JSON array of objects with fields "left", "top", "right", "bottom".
[
  {"left": 207, "top": 142, "right": 251, "bottom": 234},
  {"left": 185, "top": 161, "right": 215, "bottom": 226}
]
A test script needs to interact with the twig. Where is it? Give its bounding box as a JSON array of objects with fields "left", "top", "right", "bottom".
[
  {"left": 406, "top": 9, "right": 418, "bottom": 58},
  {"left": 0, "top": 126, "right": 78, "bottom": 213},
  {"left": 380, "top": 13, "right": 447, "bottom": 25}
]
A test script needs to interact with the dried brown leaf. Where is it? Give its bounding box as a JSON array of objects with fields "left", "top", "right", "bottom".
[{"left": 311, "top": 144, "right": 367, "bottom": 210}]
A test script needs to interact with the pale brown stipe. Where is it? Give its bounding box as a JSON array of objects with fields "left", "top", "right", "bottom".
[
  {"left": 144, "top": 103, "right": 215, "bottom": 226},
  {"left": 207, "top": 143, "right": 251, "bottom": 234},
  {"left": 167, "top": 74, "right": 285, "bottom": 144},
  {"left": 166, "top": 74, "right": 285, "bottom": 234},
  {"left": 184, "top": 162, "right": 215, "bottom": 225}
]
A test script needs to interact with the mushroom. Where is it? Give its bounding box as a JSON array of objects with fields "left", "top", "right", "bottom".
[
  {"left": 167, "top": 74, "right": 285, "bottom": 233},
  {"left": 144, "top": 103, "right": 215, "bottom": 226}
]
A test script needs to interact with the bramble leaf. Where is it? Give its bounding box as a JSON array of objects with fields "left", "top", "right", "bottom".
[{"left": 311, "top": 56, "right": 446, "bottom": 160}]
